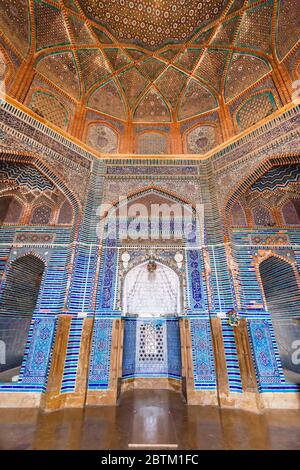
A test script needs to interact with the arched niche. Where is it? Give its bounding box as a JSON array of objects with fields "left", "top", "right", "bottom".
[
  {"left": 97, "top": 186, "right": 200, "bottom": 316},
  {"left": 0, "top": 254, "right": 45, "bottom": 382},
  {"left": 235, "top": 92, "right": 277, "bottom": 132},
  {"left": 86, "top": 123, "right": 119, "bottom": 153},
  {"left": 136, "top": 132, "right": 168, "bottom": 155},
  {"left": 0, "top": 155, "right": 80, "bottom": 226},
  {"left": 121, "top": 260, "right": 183, "bottom": 386},
  {"left": 259, "top": 256, "right": 300, "bottom": 384},
  {"left": 0, "top": 196, "right": 23, "bottom": 224},
  {"left": 231, "top": 201, "right": 247, "bottom": 226},
  {"left": 30, "top": 204, "right": 52, "bottom": 225},
  {"left": 224, "top": 158, "right": 300, "bottom": 234},
  {"left": 252, "top": 205, "right": 274, "bottom": 226},
  {"left": 123, "top": 261, "right": 181, "bottom": 317},
  {"left": 28, "top": 90, "right": 69, "bottom": 130},
  {"left": 58, "top": 199, "right": 73, "bottom": 225},
  {"left": 281, "top": 199, "right": 300, "bottom": 225}
]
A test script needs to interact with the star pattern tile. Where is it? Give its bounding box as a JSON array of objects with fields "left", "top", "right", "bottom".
[
  {"left": 77, "top": 0, "right": 230, "bottom": 50},
  {"left": 0, "top": 0, "right": 298, "bottom": 129}
]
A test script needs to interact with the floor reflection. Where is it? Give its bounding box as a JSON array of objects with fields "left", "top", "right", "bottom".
[{"left": 0, "top": 390, "right": 299, "bottom": 450}]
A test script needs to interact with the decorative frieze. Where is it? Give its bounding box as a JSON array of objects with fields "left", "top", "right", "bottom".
[{"left": 13, "top": 232, "right": 56, "bottom": 245}]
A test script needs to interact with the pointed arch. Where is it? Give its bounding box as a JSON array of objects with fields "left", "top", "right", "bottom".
[
  {"left": 224, "top": 155, "right": 300, "bottom": 230},
  {"left": 85, "top": 121, "right": 119, "bottom": 153},
  {"left": 258, "top": 254, "right": 300, "bottom": 384},
  {"left": 231, "top": 201, "right": 247, "bottom": 227},
  {"left": 178, "top": 79, "right": 218, "bottom": 120},
  {"left": 155, "top": 66, "right": 189, "bottom": 109},
  {"left": 234, "top": 91, "right": 278, "bottom": 132},
  {"left": 105, "top": 186, "right": 197, "bottom": 220},
  {"left": 281, "top": 198, "right": 300, "bottom": 225},
  {"left": 87, "top": 79, "right": 127, "bottom": 120},
  {"left": 0, "top": 196, "right": 24, "bottom": 225},
  {"left": 225, "top": 53, "right": 271, "bottom": 102},
  {"left": 0, "top": 151, "right": 81, "bottom": 221},
  {"left": 123, "top": 261, "right": 181, "bottom": 316},
  {"left": 0, "top": 254, "right": 45, "bottom": 381},
  {"left": 136, "top": 130, "right": 169, "bottom": 155},
  {"left": 133, "top": 87, "right": 171, "bottom": 123},
  {"left": 252, "top": 205, "right": 274, "bottom": 226},
  {"left": 35, "top": 50, "right": 81, "bottom": 100}
]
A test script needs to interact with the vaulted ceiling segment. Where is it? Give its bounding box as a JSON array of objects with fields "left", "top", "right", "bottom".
[{"left": 0, "top": 0, "right": 299, "bottom": 124}]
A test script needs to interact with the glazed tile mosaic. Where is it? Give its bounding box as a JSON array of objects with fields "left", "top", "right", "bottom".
[{"left": 0, "top": 0, "right": 299, "bottom": 416}]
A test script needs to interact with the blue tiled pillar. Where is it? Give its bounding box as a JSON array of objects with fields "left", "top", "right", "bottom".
[
  {"left": 248, "top": 319, "right": 284, "bottom": 391},
  {"left": 20, "top": 316, "right": 57, "bottom": 391}
]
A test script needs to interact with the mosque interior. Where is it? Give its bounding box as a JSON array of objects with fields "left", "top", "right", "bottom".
[{"left": 0, "top": 0, "right": 299, "bottom": 450}]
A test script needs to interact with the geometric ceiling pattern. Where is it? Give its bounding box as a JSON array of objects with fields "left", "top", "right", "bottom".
[
  {"left": 0, "top": 0, "right": 299, "bottom": 125},
  {"left": 78, "top": 0, "right": 230, "bottom": 50}
]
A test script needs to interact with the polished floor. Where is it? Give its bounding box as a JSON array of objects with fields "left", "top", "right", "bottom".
[{"left": 0, "top": 390, "right": 300, "bottom": 450}]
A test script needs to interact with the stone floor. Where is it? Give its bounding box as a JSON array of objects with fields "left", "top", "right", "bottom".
[{"left": 0, "top": 390, "right": 300, "bottom": 450}]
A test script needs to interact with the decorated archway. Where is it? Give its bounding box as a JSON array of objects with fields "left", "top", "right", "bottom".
[
  {"left": 121, "top": 258, "right": 182, "bottom": 391},
  {"left": 259, "top": 255, "right": 300, "bottom": 385},
  {"left": 123, "top": 260, "right": 181, "bottom": 317},
  {"left": 0, "top": 254, "right": 45, "bottom": 382}
]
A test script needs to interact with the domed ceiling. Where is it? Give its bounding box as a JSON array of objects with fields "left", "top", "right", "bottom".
[
  {"left": 0, "top": 0, "right": 299, "bottom": 140},
  {"left": 77, "top": 0, "right": 230, "bottom": 49}
]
